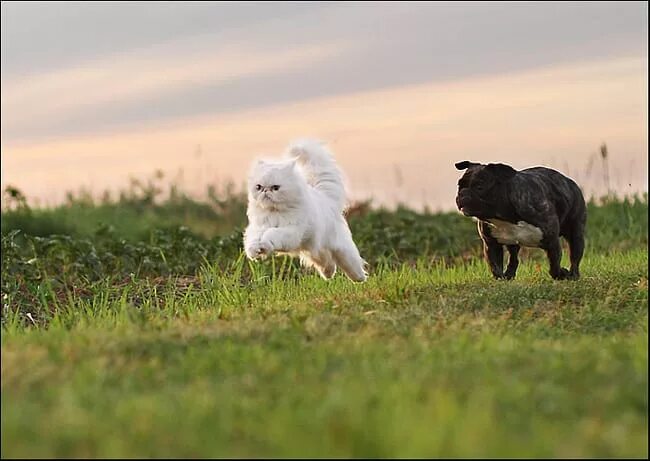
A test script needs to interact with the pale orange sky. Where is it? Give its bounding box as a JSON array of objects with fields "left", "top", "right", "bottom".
[{"left": 1, "top": 2, "right": 647, "bottom": 210}]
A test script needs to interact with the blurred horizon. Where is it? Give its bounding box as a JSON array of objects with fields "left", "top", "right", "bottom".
[{"left": 1, "top": 1, "right": 648, "bottom": 210}]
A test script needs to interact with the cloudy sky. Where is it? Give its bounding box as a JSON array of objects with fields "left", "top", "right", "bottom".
[{"left": 1, "top": 1, "right": 648, "bottom": 209}]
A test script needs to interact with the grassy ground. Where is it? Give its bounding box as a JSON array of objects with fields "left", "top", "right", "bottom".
[
  {"left": 1, "top": 185, "right": 648, "bottom": 458},
  {"left": 2, "top": 250, "right": 647, "bottom": 458}
]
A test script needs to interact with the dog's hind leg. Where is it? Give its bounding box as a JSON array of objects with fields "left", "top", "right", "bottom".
[
  {"left": 542, "top": 236, "right": 570, "bottom": 280},
  {"left": 565, "top": 225, "right": 585, "bottom": 280}
]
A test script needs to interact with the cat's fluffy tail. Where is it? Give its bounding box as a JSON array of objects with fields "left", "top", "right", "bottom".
[{"left": 286, "top": 139, "right": 346, "bottom": 211}]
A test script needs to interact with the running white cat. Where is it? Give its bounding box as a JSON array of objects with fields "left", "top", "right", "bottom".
[{"left": 243, "top": 139, "right": 367, "bottom": 282}]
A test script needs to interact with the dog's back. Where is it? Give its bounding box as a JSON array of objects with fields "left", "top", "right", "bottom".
[{"left": 516, "top": 166, "right": 586, "bottom": 233}]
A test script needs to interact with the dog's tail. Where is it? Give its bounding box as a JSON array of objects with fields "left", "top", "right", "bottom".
[{"left": 286, "top": 139, "right": 346, "bottom": 211}]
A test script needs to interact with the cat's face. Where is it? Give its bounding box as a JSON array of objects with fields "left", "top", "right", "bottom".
[{"left": 248, "top": 160, "right": 302, "bottom": 210}]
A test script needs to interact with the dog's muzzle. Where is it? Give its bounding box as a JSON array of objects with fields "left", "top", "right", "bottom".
[{"left": 456, "top": 189, "right": 472, "bottom": 212}]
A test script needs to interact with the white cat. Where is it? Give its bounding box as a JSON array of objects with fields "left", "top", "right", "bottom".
[{"left": 243, "top": 139, "right": 368, "bottom": 282}]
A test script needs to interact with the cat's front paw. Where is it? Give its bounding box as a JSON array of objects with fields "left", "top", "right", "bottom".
[{"left": 246, "top": 241, "right": 273, "bottom": 260}]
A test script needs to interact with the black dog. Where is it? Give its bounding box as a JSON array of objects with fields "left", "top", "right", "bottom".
[{"left": 455, "top": 161, "right": 587, "bottom": 280}]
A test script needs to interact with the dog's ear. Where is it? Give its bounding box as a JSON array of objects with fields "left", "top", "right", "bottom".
[
  {"left": 455, "top": 161, "right": 480, "bottom": 170},
  {"left": 486, "top": 163, "right": 517, "bottom": 179}
]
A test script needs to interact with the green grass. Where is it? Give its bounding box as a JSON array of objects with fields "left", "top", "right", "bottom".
[
  {"left": 1, "top": 185, "right": 648, "bottom": 458},
  {"left": 1, "top": 176, "right": 248, "bottom": 240},
  {"left": 2, "top": 250, "right": 647, "bottom": 458}
]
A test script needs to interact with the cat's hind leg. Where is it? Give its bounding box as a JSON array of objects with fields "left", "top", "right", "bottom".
[
  {"left": 332, "top": 233, "right": 367, "bottom": 283},
  {"left": 301, "top": 250, "right": 337, "bottom": 280}
]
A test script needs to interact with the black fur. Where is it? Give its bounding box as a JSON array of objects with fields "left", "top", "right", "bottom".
[{"left": 455, "top": 161, "right": 587, "bottom": 280}]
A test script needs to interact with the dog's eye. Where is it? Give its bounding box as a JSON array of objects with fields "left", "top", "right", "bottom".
[
  {"left": 255, "top": 184, "right": 262, "bottom": 191},
  {"left": 272, "top": 185, "right": 280, "bottom": 191}
]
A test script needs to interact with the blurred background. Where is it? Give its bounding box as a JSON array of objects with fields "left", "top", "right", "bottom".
[{"left": 1, "top": 1, "right": 648, "bottom": 210}]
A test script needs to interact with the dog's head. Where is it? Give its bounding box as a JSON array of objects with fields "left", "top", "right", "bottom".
[{"left": 454, "top": 161, "right": 517, "bottom": 219}]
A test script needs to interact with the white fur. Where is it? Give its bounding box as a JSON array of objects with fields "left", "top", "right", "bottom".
[
  {"left": 243, "top": 139, "right": 367, "bottom": 282},
  {"left": 486, "top": 219, "right": 543, "bottom": 247}
]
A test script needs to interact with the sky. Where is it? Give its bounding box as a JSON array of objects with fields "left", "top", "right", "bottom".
[{"left": 1, "top": 1, "right": 648, "bottom": 209}]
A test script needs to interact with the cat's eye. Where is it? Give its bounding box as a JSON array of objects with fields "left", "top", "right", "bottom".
[
  {"left": 272, "top": 185, "right": 280, "bottom": 191},
  {"left": 255, "top": 184, "right": 262, "bottom": 191}
]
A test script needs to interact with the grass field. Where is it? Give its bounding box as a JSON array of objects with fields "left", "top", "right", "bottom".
[{"left": 1, "top": 184, "right": 648, "bottom": 458}]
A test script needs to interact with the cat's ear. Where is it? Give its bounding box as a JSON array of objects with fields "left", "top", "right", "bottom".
[
  {"left": 251, "top": 159, "right": 268, "bottom": 173},
  {"left": 249, "top": 159, "right": 266, "bottom": 179}
]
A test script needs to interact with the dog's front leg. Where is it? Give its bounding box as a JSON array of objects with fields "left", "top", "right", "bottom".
[
  {"left": 479, "top": 221, "right": 505, "bottom": 279},
  {"left": 483, "top": 239, "right": 505, "bottom": 279},
  {"left": 504, "top": 244, "right": 520, "bottom": 279}
]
